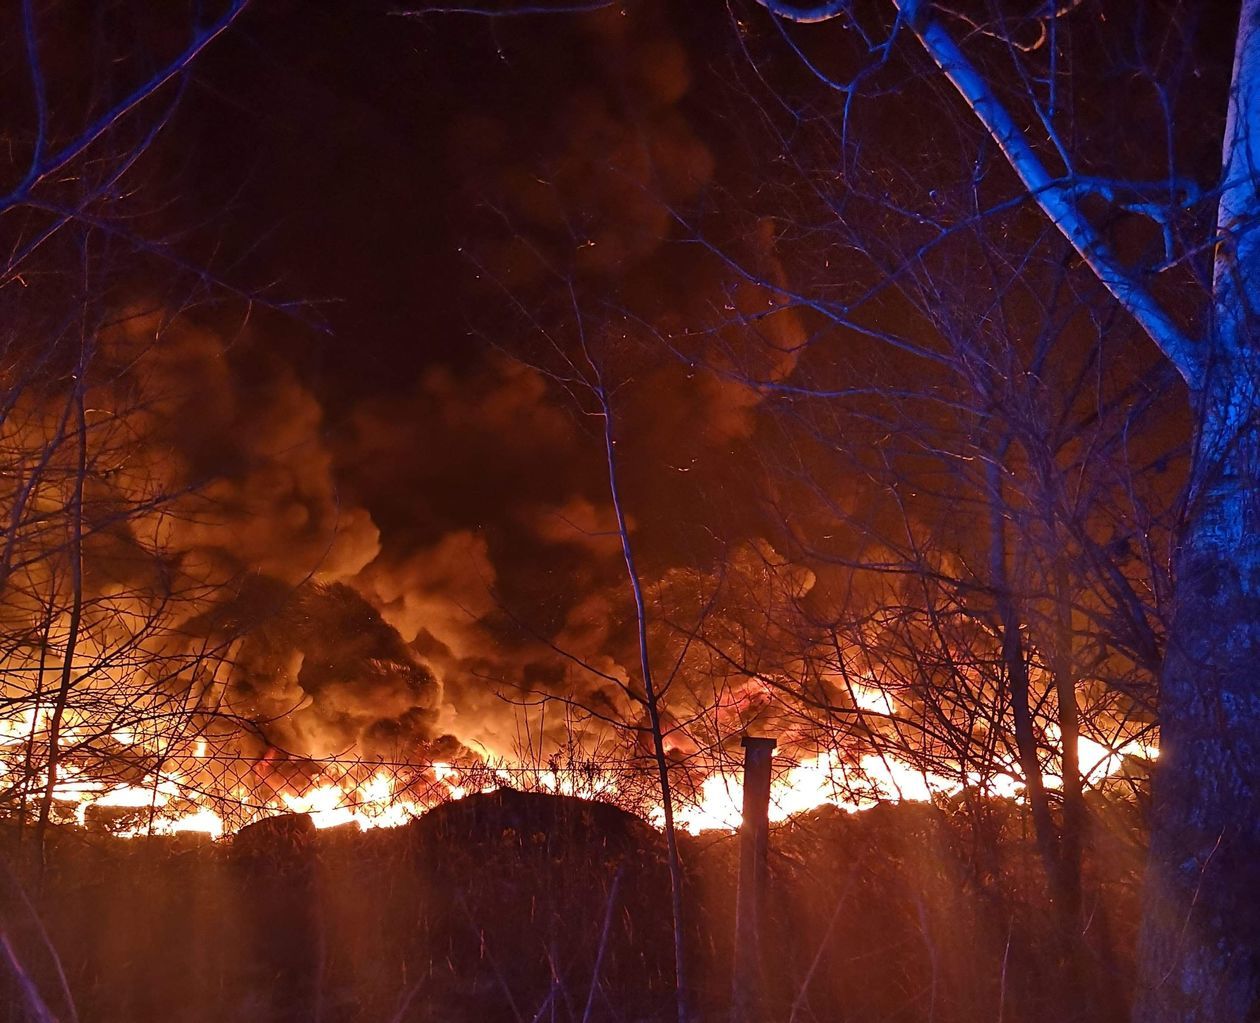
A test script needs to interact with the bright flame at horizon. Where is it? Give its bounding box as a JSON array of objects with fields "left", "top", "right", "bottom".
[
  {"left": 659, "top": 731, "right": 1159, "bottom": 836},
  {"left": 0, "top": 704, "right": 1158, "bottom": 841}
]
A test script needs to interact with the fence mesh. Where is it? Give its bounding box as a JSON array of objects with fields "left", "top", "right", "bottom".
[{"left": 0, "top": 736, "right": 734, "bottom": 837}]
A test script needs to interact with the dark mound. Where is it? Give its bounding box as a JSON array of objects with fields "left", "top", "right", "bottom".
[
  {"left": 396, "top": 788, "right": 676, "bottom": 1023},
  {"left": 412, "top": 785, "right": 660, "bottom": 851}
]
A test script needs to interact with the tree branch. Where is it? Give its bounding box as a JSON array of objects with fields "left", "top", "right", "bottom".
[
  {"left": 755, "top": 0, "right": 849, "bottom": 24},
  {"left": 899, "top": 0, "right": 1201, "bottom": 384},
  {"left": 756, "top": 0, "right": 1204, "bottom": 385}
]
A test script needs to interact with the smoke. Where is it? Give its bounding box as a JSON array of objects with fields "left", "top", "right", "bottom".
[
  {"left": 219, "top": 579, "right": 440, "bottom": 759},
  {"left": 121, "top": 316, "right": 382, "bottom": 591},
  {"left": 0, "top": 276, "right": 841, "bottom": 784},
  {"left": 73, "top": 315, "right": 660, "bottom": 762},
  {"left": 0, "top": 6, "right": 831, "bottom": 772},
  {"left": 449, "top": 5, "right": 714, "bottom": 287},
  {"left": 56, "top": 311, "right": 447, "bottom": 760}
]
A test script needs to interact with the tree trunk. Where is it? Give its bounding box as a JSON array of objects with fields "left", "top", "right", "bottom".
[
  {"left": 1135, "top": 3, "right": 1260, "bottom": 1017},
  {"left": 1134, "top": 371, "right": 1260, "bottom": 1022},
  {"left": 34, "top": 372, "right": 88, "bottom": 876},
  {"left": 1052, "top": 555, "right": 1083, "bottom": 924},
  {"left": 598, "top": 385, "right": 692, "bottom": 1023},
  {"left": 986, "top": 461, "right": 1066, "bottom": 906}
]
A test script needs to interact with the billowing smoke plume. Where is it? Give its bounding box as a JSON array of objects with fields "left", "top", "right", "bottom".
[
  {"left": 79, "top": 311, "right": 448, "bottom": 761},
  {"left": 24, "top": 5, "right": 832, "bottom": 771}
]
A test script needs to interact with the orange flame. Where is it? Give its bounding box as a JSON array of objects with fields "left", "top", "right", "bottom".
[{"left": 0, "top": 700, "right": 1157, "bottom": 840}]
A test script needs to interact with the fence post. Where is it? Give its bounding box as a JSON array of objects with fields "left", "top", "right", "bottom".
[{"left": 731, "top": 735, "right": 776, "bottom": 1023}]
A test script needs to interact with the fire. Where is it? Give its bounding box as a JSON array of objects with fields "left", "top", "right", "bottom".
[
  {"left": 660, "top": 732, "right": 1159, "bottom": 836},
  {"left": 1076, "top": 733, "right": 1160, "bottom": 782},
  {"left": 660, "top": 750, "right": 963, "bottom": 835},
  {"left": 166, "top": 809, "right": 225, "bottom": 840},
  {"left": 0, "top": 697, "right": 1158, "bottom": 840}
]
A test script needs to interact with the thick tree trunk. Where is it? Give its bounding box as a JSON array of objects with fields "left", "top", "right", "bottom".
[
  {"left": 1134, "top": 374, "right": 1260, "bottom": 1022},
  {"left": 1135, "top": 3, "right": 1260, "bottom": 1017}
]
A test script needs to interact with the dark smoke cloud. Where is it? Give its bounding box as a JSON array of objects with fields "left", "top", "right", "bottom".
[
  {"left": 217, "top": 578, "right": 440, "bottom": 759},
  {"left": 70, "top": 281, "right": 835, "bottom": 771},
  {"left": 56, "top": 7, "right": 836, "bottom": 768},
  {"left": 450, "top": 5, "right": 713, "bottom": 288},
  {"left": 89, "top": 312, "right": 452, "bottom": 759}
]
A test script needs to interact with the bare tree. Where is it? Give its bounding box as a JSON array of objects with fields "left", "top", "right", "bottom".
[
  {"left": 2, "top": 1, "right": 248, "bottom": 284},
  {"left": 0, "top": 2, "right": 255, "bottom": 883},
  {"left": 489, "top": 300, "right": 731, "bottom": 1023}
]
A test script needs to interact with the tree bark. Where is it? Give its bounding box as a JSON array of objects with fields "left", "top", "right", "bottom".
[
  {"left": 1134, "top": 369, "right": 1260, "bottom": 1022},
  {"left": 1134, "top": 2, "right": 1260, "bottom": 1018}
]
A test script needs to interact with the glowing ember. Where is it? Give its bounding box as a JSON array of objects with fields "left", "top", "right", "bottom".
[{"left": 166, "top": 809, "right": 225, "bottom": 840}]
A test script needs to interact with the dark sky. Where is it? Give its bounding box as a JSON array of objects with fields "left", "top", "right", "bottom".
[
  {"left": 174, "top": 1, "right": 724, "bottom": 392},
  {"left": 179, "top": 3, "right": 478, "bottom": 388}
]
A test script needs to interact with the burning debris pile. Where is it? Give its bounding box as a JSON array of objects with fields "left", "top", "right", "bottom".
[{"left": 0, "top": 700, "right": 1158, "bottom": 845}]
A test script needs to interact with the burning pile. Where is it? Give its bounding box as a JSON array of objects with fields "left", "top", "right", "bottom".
[{"left": 0, "top": 688, "right": 1158, "bottom": 841}]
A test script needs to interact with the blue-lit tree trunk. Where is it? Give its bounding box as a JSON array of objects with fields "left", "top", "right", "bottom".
[
  {"left": 917, "top": 0, "right": 1260, "bottom": 1012},
  {"left": 1134, "top": 7, "right": 1260, "bottom": 1017},
  {"left": 1136, "top": 368, "right": 1260, "bottom": 1022}
]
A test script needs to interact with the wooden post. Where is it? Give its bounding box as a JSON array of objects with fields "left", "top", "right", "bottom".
[{"left": 731, "top": 735, "right": 775, "bottom": 1023}]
